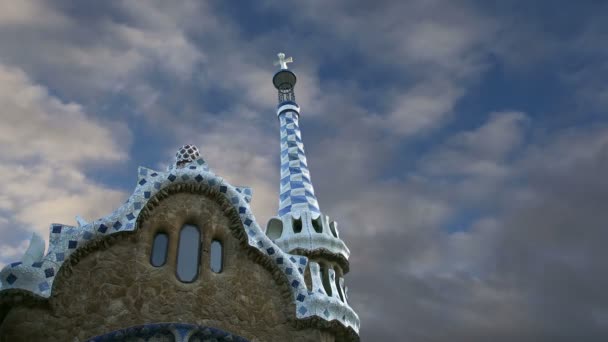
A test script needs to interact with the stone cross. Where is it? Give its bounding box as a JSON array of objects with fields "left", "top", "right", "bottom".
[{"left": 274, "top": 52, "right": 293, "bottom": 70}]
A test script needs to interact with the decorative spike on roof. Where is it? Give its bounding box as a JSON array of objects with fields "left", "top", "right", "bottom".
[
  {"left": 75, "top": 216, "right": 88, "bottom": 227},
  {"left": 20, "top": 233, "right": 45, "bottom": 266},
  {"left": 166, "top": 144, "right": 209, "bottom": 173},
  {"left": 176, "top": 144, "right": 200, "bottom": 167}
]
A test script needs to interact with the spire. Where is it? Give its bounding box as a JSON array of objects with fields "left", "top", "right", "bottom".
[
  {"left": 272, "top": 53, "right": 320, "bottom": 219},
  {"left": 267, "top": 51, "right": 350, "bottom": 264},
  {"left": 266, "top": 54, "right": 358, "bottom": 334}
]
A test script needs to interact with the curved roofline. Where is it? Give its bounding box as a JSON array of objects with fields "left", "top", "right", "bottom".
[{"left": 0, "top": 154, "right": 360, "bottom": 335}]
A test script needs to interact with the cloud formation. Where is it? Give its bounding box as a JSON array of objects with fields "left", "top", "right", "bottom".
[{"left": 0, "top": 64, "right": 129, "bottom": 266}]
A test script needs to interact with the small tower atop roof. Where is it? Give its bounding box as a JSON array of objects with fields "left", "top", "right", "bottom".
[
  {"left": 266, "top": 53, "right": 358, "bottom": 332},
  {"left": 267, "top": 51, "right": 351, "bottom": 271}
]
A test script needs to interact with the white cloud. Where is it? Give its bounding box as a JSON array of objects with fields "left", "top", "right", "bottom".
[
  {"left": 0, "top": 1, "right": 205, "bottom": 110},
  {"left": 0, "top": 239, "right": 29, "bottom": 269},
  {"left": 383, "top": 79, "right": 465, "bottom": 136},
  {"left": 0, "top": 64, "right": 129, "bottom": 264},
  {"left": 419, "top": 111, "right": 528, "bottom": 179},
  {"left": 0, "top": 65, "right": 128, "bottom": 165},
  {"left": 0, "top": 0, "right": 68, "bottom": 28},
  {"left": 106, "top": 21, "right": 204, "bottom": 80}
]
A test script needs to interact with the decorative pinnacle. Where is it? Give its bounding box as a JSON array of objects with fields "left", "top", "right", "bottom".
[
  {"left": 175, "top": 144, "right": 200, "bottom": 168},
  {"left": 274, "top": 52, "right": 293, "bottom": 70}
]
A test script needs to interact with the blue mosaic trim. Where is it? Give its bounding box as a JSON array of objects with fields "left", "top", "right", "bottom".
[
  {"left": 234, "top": 186, "right": 253, "bottom": 204},
  {"left": 277, "top": 110, "right": 321, "bottom": 219},
  {"left": 87, "top": 322, "right": 249, "bottom": 342},
  {"left": 0, "top": 149, "right": 359, "bottom": 334}
]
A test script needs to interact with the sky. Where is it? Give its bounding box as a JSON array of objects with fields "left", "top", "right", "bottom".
[{"left": 0, "top": 0, "right": 607, "bottom": 340}]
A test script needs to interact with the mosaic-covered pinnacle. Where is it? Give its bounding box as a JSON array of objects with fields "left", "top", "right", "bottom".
[{"left": 175, "top": 144, "right": 200, "bottom": 168}]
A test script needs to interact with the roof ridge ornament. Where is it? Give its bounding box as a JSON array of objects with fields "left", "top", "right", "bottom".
[{"left": 175, "top": 144, "right": 200, "bottom": 168}]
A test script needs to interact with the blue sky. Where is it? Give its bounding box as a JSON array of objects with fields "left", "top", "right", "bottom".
[{"left": 1, "top": 0, "right": 608, "bottom": 340}]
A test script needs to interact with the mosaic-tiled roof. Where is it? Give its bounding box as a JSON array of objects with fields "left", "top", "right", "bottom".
[{"left": 0, "top": 146, "right": 359, "bottom": 334}]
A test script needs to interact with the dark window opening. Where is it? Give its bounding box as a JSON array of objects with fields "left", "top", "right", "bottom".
[
  {"left": 176, "top": 224, "right": 201, "bottom": 282},
  {"left": 320, "top": 264, "right": 333, "bottom": 296},
  {"left": 210, "top": 240, "right": 223, "bottom": 273},
  {"left": 293, "top": 217, "right": 302, "bottom": 233},
  {"left": 312, "top": 217, "right": 323, "bottom": 233},
  {"left": 150, "top": 233, "right": 169, "bottom": 267}
]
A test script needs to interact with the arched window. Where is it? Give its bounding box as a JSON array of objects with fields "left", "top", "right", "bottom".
[
  {"left": 176, "top": 224, "right": 201, "bottom": 282},
  {"left": 150, "top": 232, "right": 168, "bottom": 267},
  {"left": 210, "top": 240, "right": 223, "bottom": 273}
]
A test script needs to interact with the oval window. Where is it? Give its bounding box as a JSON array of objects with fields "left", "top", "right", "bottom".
[
  {"left": 150, "top": 233, "right": 168, "bottom": 267},
  {"left": 176, "top": 224, "right": 201, "bottom": 282},
  {"left": 210, "top": 240, "right": 223, "bottom": 273}
]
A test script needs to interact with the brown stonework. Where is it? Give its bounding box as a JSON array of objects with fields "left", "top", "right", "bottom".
[{"left": 0, "top": 190, "right": 336, "bottom": 342}]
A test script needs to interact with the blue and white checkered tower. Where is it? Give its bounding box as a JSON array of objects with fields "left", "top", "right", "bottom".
[
  {"left": 266, "top": 54, "right": 353, "bottom": 304},
  {"left": 272, "top": 54, "right": 320, "bottom": 219}
]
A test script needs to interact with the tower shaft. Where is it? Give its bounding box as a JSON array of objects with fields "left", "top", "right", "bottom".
[{"left": 278, "top": 108, "right": 320, "bottom": 217}]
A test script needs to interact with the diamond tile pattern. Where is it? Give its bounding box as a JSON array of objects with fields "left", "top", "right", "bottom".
[{"left": 278, "top": 111, "right": 321, "bottom": 217}]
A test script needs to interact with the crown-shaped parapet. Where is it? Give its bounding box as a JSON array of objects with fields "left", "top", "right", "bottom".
[
  {"left": 303, "top": 260, "right": 358, "bottom": 329},
  {"left": 266, "top": 212, "right": 350, "bottom": 271}
]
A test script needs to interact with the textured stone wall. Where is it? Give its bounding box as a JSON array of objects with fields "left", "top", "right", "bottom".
[{"left": 0, "top": 192, "right": 332, "bottom": 342}]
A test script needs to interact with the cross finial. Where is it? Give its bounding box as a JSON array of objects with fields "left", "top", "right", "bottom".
[{"left": 274, "top": 52, "right": 293, "bottom": 70}]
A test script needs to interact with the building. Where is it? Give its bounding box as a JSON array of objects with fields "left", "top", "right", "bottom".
[{"left": 0, "top": 53, "right": 360, "bottom": 341}]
